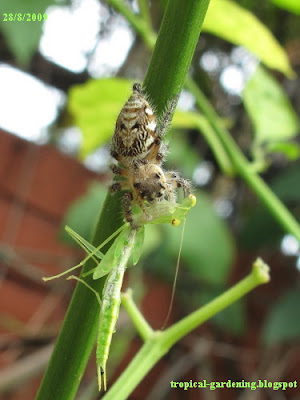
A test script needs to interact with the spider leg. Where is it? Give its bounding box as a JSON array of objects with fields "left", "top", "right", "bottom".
[
  {"left": 122, "top": 192, "right": 135, "bottom": 226},
  {"left": 144, "top": 138, "right": 169, "bottom": 165},
  {"left": 110, "top": 164, "right": 127, "bottom": 177},
  {"left": 143, "top": 138, "right": 160, "bottom": 164},
  {"left": 137, "top": 198, "right": 152, "bottom": 221},
  {"left": 110, "top": 180, "right": 129, "bottom": 193},
  {"left": 110, "top": 182, "right": 122, "bottom": 193},
  {"left": 177, "top": 177, "right": 191, "bottom": 197},
  {"left": 165, "top": 171, "right": 191, "bottom": 198},
  {"left": 110, "top": 150, "right": 120, "bottom": 161}
]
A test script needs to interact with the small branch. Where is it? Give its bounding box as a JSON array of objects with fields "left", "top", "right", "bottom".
[
  {"left": 162, "top": 258, "right": 270, "bottom": 346},
  {"left": 103, "top": 258, "right": 270, "bottom": 400},
  {"left": 105, "top": 0, "right": 156, "bottom": 48},
  {"left": 186, "top": 78, "right": 300, "bottom": 242},
  {"left": 193, "top": 115, "right": 234, "bottom": 175},
  {"left": 137, "top": 0, "right": 151, "bottom": 29},
  {"left": 121, "top": 289, "right": 153, "bottom": 340}
]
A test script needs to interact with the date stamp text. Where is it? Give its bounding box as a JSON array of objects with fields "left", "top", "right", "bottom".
[{"left": 2, "top": 13, "right": 47, "bottom": 22}]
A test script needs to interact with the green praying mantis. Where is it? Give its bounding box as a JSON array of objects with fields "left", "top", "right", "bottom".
[{"left": 43, "top": 194, "right": 196, "bottom": 391}]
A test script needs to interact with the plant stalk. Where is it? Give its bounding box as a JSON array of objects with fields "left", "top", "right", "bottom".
[
  {"left": 103, "top": 259, "right": 270, "bottom": 400},
  {"left": 36, "top": 0, "right": 210, "bottom": 398}
]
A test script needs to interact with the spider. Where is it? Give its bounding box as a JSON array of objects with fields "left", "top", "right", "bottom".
[{"left": 110, "top": 83, "right": 190, "bottom": 226}]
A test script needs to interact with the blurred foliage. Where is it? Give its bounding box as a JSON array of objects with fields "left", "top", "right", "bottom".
[
  {"left": 162, "top": 191, "right": 234, "bottom": 286},
  {"left": 269, "top": 0, "right": 300, "bottom": 15},
  {"left": 0, "top": 0, "right": 67, "bottom": 66},
  {"left": 262, "top": 289, "right": 300, "bottom": 345},
  {"left": 202, "top": 0, "right": 294, "bottom": 77},
  {"left": 266, "top": 142, "right": 300, "bottom": 161},
  {"left": 164, "top": 131, "right": 199, "bottom": 177},
  {"left": 68, "top": 79, "right": 132, "bottom": 157},
  {"left": 242, "top": 65, "right": 299, "bottom": 160},
  {"left": 240, "top": 163, "right": 300, "bottom": 249}
]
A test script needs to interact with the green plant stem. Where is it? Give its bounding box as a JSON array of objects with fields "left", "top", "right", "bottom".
[
  {"left": 36, "top": 0, "right": 210, "bottom": 398},
  {"left": 121, "top": 289, "right": 153, "bottom": 340},
  {"left": 194, "top": 115, "right": 234, "bottom": 175},
  {"left": 163, "top": 258, "right": 269, "bottom": 345},
  {"left": 185, "top": 78, "right": 300, "bottom": 242},
  {"left": 137, "top": 0, "right": 151, "bottom": 28},
  {"left": 103, "top": 259, "right": 270, "bottom": 400},
  {"left": 143, "top": 1, "right": 210, "bottom": 114}
]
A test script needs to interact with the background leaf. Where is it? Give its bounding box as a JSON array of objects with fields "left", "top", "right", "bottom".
[
  {"left": 269, "top": 0, "right": 300, "bottom": 15},
  {"left": 242, "top": 65, "right": 299, "bottom": 145},
  {"left": 203, "top": 0, "right": 294, "bottom": 77},
  {"left": 166, "top": 131, "right": 200, "bottom": 177},
  {"left": 266, "top": 142, "right": 300, "bottom": 161},
  {"left": 239, "top": 163, "right": 300, "bottom": 249},
  {"left": 163, "top": 191, "right": 235, "bottom": 285},
  {"left": 68, "top": 78, "right": 132, "bottom": 157},
  {"left": 262, "top": 289, "right": 300, "bottom": 345}
]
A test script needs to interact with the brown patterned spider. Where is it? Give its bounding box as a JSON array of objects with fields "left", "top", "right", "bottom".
[{"left": 110, "top": 83, "right": 190, "bottom": 226}]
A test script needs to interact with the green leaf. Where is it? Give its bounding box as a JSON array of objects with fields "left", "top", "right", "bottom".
[
  {"left": 271, "top": 163, "right": 300, "bottom": 202},
  {"left": 242, "top": 65, "right": 299, "bottom": 144},
  {"left": 165, "top": 191, "right": 235, "bottom": 285},
  {"left": 68, "top": 78, "right": 132, "bottom": 157},
  {"left": 262, "top": 289, "right": 300, "bottom": 345},
  {"left": 0, "top": 0, "right": 59, "bottom": 66},
  {"left": 270, "top": 0, "right": 300, "bottom": 15},
  {"left": 172, "top": 110, "right": 199, "bottom": 130},
  {"left": 266, "top": 142, "right": 300, "bottom": 161},
  {"left": 239, "top": 164, "right": 300, "bottom": 250},
  {"left": 202, "top": 0, "right": 294, "bottom": 77}
]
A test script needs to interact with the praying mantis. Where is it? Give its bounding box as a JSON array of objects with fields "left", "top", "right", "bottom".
[{"left": 43, "top": 194, "right": 196, "bottom": 391}]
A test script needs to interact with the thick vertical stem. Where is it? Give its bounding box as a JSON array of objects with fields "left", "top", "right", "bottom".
[{"left": 36, "top": 0, "right": 210, "bottom": 398}]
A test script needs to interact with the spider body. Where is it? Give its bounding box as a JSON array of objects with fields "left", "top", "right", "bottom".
[
  {"left": 111, "top": 83, "right": 159, "bottom": 163},
  {"left": 110, "top": 83, "right": 190, "bottom": 226}
]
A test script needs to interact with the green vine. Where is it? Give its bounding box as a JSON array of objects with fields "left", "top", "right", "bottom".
[{"left": 36, "top": 0, "right": 211, "bottom": 399}]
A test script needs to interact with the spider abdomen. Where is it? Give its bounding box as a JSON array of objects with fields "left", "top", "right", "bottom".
[{"left": 111, "top": 84, "right": 157, "bottom": 163}]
